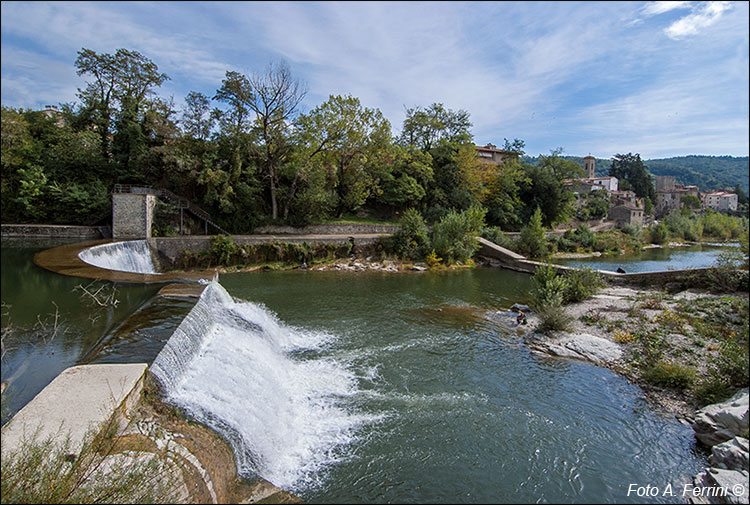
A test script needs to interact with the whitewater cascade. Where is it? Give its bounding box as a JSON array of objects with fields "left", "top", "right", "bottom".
[
  {"left": 78, "top": 240, "right": 159, "bottom": 274},
  {"left": 150, "top": 280, "right": 373, "bottom": 490}
]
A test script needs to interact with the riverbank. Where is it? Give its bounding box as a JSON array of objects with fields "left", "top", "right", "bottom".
[{"left": 522, "top": 284, "right": 749, "bottom": 421}]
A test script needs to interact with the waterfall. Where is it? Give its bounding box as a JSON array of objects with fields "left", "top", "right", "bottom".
[
  {"left": 151, "top": 280, "right": 374, "bottom": 490},
  {"left": 78, "top": 240, "right": 159, "bottom": 274}
]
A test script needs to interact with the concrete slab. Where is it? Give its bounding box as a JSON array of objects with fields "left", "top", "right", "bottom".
[{"left": 1, "top": 363, "right": 148, "bottom": 457}]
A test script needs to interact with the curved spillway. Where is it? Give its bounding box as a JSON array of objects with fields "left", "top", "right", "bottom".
[
  {"left": 150, "top": 280, "right": 376, "bottom": 489},
  {"left": 78, "top": 240, "right": 159, "bottom": 274}
]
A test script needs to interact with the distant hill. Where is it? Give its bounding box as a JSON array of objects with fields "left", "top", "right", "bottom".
[{"left": 523, "top": 155, "right": 749, "bottom": 193}]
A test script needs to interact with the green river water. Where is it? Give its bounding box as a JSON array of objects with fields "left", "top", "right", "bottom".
[{"left": 1, "top": 240, "right": 712, "bottom": 503}]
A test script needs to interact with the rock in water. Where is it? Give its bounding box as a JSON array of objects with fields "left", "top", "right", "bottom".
[{"left": 693, "top": 390, "right": 749, "bottom": 447}]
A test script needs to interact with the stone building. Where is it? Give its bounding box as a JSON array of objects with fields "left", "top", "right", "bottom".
[
  {"left": 475, "top": 143, "right": 519, "bottom": 165},
  {"left": 703, "top": 191, "right": 738, "bottom": 212},
  {"left": 654, "top": 175, "right": 700, "bottom": 216},
  {"left": 608, "top": 204, "right": 644, "bottom": 228}
]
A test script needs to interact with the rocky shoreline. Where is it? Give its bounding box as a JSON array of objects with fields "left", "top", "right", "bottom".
[{"left": 517, "top": 285, "right": 748, "bottom": 504}]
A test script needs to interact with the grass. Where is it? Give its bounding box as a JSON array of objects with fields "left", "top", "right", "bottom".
[{"left": 0, "top": 417, "right": 182, "bottom": 504}]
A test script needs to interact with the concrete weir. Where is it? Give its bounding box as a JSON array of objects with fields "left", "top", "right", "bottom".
[{"left": 1, "top": 364, "right": 148, "bottom": 457}]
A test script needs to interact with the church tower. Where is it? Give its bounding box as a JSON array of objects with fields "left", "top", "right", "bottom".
[{"left": 583, "top": 155, "right": 595, "bottom": 178}]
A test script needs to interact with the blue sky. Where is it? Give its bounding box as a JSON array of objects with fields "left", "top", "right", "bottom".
[{"left": 1, "top": 1, "right": 748, "bottom": 159}]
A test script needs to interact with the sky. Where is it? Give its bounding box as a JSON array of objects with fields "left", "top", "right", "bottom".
[{"left": 1, "top": 1, "right": 748, "bottom": 159}]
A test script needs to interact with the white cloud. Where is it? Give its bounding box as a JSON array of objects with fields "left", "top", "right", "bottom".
[
  {"left": 664, "top": 1, "right": 734, "bottom": 39},
  {"left": 640, "top": 1, "right": 693, "bottom": 17}
]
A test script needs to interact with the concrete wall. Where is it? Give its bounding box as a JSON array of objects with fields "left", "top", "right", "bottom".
[
  {"left": 254, "top": 223, "right": 399, "bottom": 235},
  {"left": 1, "top": 224, "right": 104, "bottom": 239},
  {"left": 477, "top": 237, "right": 715, "bottom": 286},
  {"left": 112, "top": 193, "right": 156, "bottom": 239}
]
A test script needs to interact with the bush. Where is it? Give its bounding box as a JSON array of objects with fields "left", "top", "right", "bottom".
[
  {"left": 531, "top": 263, "right": 574, "bottom": 332},
  {"left": 574, "top": 224, "right": 596, "bottom": 250},
  {"left": 642, "top": 361, "right": 696, "bottom": 389},
  {"left": 693, "top": 378, "right": 733, "bottom": 407},
  {"left": 210, "top": 234, "right": 238, "bottom": 265},
  {"left": 480, "top": 226, "right": 513, "bottom": 249},
  {"left": 563, "top": 267, "right": 604, "bottom": 303},
  {"left": 391, "top": 208, "right": 431, "bottom": 260},
  {"left": 430, "top": 204, "right": 486, "bottom": 264},
  {"left": 649, "top": 223, "right": 669, "bottom": 245}
]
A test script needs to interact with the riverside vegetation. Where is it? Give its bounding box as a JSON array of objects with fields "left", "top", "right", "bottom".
[{"left": 526, "top": 232, "right": 749, "bottom": 414}]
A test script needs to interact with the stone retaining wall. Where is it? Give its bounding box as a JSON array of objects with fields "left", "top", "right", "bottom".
[
  {"left": 1, "top": 224, "right": 104, "bottom": 239},
  {"left": 254, "top": 223, "right": 399, "bottom": 235},
  {"left": 151, "top": 235, "right": 384, "bottom": 267}
]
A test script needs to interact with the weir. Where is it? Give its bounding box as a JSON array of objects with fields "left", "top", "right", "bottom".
[
  {"left": 78, "top": 240, "right": 160, "bottom": 274},
  {"left": 150, "top": 280, "right": 372, "bottom": 490}
]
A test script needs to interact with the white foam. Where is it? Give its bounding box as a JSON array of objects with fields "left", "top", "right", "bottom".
[
  {"left": 78, "top": 240, "right": 159, "bottom": 274},
  {"left": 152, "top": 281, "right": 378, "bottom": 490}
]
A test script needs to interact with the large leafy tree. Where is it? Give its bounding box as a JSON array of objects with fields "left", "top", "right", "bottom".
[
  {"left": 399, "top": 103, "right": 472, "bottom": 151},
  {"left": 609, "top": 153, "right": 655, "bottom": 201},
  {"left": 75, "top": 48, "right": 169, "bottom": 160}
]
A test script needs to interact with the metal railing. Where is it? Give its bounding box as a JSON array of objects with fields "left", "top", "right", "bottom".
[{"left": 113, "top": 184, "right": 229, "bottom": 235}]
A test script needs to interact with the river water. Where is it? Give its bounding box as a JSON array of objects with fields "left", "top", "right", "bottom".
[
  {"left": 552, "top": 243, "right": 733, "bottom": 273},
  {"left": 1, "top": 240, "right": 714, "bottom": 503}
]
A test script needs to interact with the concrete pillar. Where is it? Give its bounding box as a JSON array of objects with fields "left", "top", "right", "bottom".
[{"left": 112, "top": 193, "right": 156, "bottom": 239}]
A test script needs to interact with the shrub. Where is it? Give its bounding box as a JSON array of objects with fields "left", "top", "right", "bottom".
[
  {"left": 613, "top": 329, "right": 636, "bottom": 344},
  {"left": 391, "top": 208, "right": 431, "bottom": 260},
  {"left": 574, "top": 224, "right": 596, "bottom": 250},
  {"left": 430, "top": 204, "right": 486, "bottom": 264},
  {"left": 425, "top": 250, "right": 443, "bottom": 268},
  {"left": 210, "top": 234, "right": 238, "bottom": 265},
  {"left": 0, "top": 421, "right": 180, "bottom": 503},
  {"left": 480, "top": 226, "right": 513, "bottom": 249},
  {"left": 563, "top": 267, "right": 604, "bottom": 303},
  {"left": 531, "top": 263, "right": 574, "bottom": 332},
  {"left": 649, "top": 223, "right": 669, "bottom": 245},
  {"left": 642, "top": 361, "right": 696, "bottom": 389},
  {"left": 693, "top": 378, "right": 733, "bottom": 407}
]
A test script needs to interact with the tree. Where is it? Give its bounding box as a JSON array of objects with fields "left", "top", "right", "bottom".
[
  {"left": 213, "top": 71, "right": 254, "bottom": 181},
  {"left": 518, "top": 162, "right": 573, "bottom": 227},
  {"left": 502, "top": 138, "right": 526, "bottom": 155},
  {"left": 399, "top": 103, "right": 472, "bottom": 151},
  {"left": 609, "top": 153, "right": 655, "bottom": 201},
  {"left": 181, "top": 91, "right": 214, "bottom": 141},
  {"left": 246, "top": 61, "right": 307, "bottom": 220},
  {"left": 518, "top": 207, "right": 548, "bottom": 258},
  {"left": 377, "top": 146, "right": 433, "bottom": 211},
  {"left": 75, "top": 48, "right": 169, "bottom": 159},
  {"left": 681, "top": 194, "right": 701, "bottom": 210},
  {"left": 292, "top": 94, "right": 392, "bottom": 218}
]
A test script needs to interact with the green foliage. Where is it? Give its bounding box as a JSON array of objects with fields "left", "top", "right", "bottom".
[
  {"left": 518, "top": 207, "right": 548, "bottom": 258},
  {"left": 480, "top": 226, "right": 514, "bottom": 249},
  {"left": 609, "top": 153, "right": 655, "bottom": 201},
  {"left": 518, "top": 162, "right": 573, "bottom": 228},
  {"left": 700, "top": 210, "right": 747, "bottom": 240},
  {"left": 648, "top": 222, "right": 669, "bottom": 245},
  {"left": 399, "top": 103, "right": 472, "bottom": 151},
  {"left": 531, "top": 264, "right": 574, "bottom": 332},
  {"left": 391, "top": 208, "right": 430, "bottom": 260},
  {"left": 210, "top": 234, "right": 238, "bottom": 265},
  {"left": 563, "top": 267, "right": 604, "bottom": 303},
  {"left": 642, "top": 361, "right": 696, "bottom": 390},
  {"left": 663, "top": 210, "right": 703, "bottom": 241},
  {"left": 430, "top": 204, "right": 486, "bottom": 264}
]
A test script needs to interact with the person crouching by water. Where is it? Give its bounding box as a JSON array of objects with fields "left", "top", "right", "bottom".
[{"left": 516, "top": 311, "right": 527, "bottom": 325}]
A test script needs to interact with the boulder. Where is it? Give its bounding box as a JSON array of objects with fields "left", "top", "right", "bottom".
[
  {"left": 689, "top": 468, "right": 749, "bottom": 504},
  {"left": 710, "top": 437, "right": 749, "bottom": 472},
  {"left": 511, "top": 303, "right": 531, "bottom": 313},
  {"left": 693, "top": 390, "right": 749, "bottom": 447},
  {"left": 526, "top": 332, "right": 623, "bottom": 364}
]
